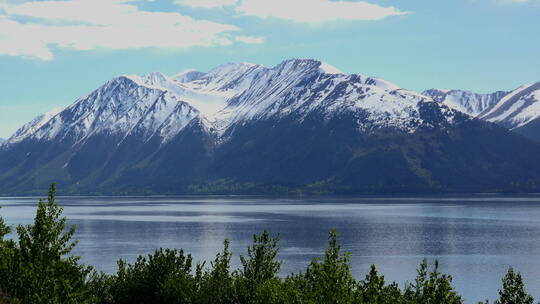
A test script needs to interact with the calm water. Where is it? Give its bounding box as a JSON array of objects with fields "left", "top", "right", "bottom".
[{"left": 2, "top": 195, "right": 540, "bottom": 303}]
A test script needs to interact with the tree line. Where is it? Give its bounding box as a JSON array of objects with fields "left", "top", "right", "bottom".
[{"left": 0, "top": 184, "right": 536, "bottom": 304}]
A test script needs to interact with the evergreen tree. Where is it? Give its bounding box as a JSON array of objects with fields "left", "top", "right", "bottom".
[
  {"left": 0, "top": 207, "right": 9, "bottom": 241},
  {"left": 494, "top": 267, "right": 534, "bottom": 304},
  {"left": 0, "top": 183, "right": 92, "bottom": 304},
  {"left": 359, "top": 265, "right": 386, "bottom": 303},
  {"left": 404, "top": 259, "right": 462, "bottom": 304},
  {"left": 304, "top": 229, "right": 357, "bottom": 304},
  {"left": 86, "top": 271, "right": 114, "bottom": 304},
  {"left": 236, "top": 230, "right": 281, "bottom": 304},
  {"left": 358, "top": 264, "right": 403, "bottom": 304},
  {"left": 199, "top": 239, "right": 234, "bottom": 304},
  {"left": 281, "top": 273, "right": 312, "bottom": 304},
  {"left": 240, "top": 230, "right": 281, "bottom": 284},
  {"left": 0, "top": 208, "right": 19, "bottom": 304}
]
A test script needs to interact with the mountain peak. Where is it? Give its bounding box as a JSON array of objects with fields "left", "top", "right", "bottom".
[
  {"left": 207, "top": 62, "right": 261, "bottom": 75},
  {"left": 318, "top": 61, "right": 344, "bottom": 74},
  {"left": 4, "top": 107, "right": 64, "bottom": 146},
  {"left": 275, "top": 58, "right": 344, "bottom": 75},
  {"left": 114, "top": 72, "right": 172, "bottom": 89},
  {"left": 144, "top": 71, "right": 168, "bottom": 82}
]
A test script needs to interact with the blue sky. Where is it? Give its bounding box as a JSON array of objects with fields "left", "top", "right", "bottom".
[{"left": 1, "top": 0, "right": 539, "bottom": 138}]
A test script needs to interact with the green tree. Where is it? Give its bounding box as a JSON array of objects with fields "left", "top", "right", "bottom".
[
  {"left": 0, "top": 207, "right": 19, "bottom": 304},
  {"left": 404, "top": 259, "right": 462, "bottom": 304},
  {"left": 494, "top": 267, "right": 534, "bottom": 304},
  {"left": 0, "top": 207, "right": 9, "bottom": 241},
  {"left": 235, "top": 230, "right": 281, "bottom": 304},
  {"left": 86, "top": 271, "right": 115, "bottom": 304},
  {"left": 304, "top": 229, "right": 357, "bottom": 304},
  {"left": 358, "top": 265, "right": 403, "bottom": 304},
  {"left": 0, "top": 183, "right": 93, "bottom": 304},
  {"left": 280, "top": 273, "right": 312, "bottom": 304},
  {"left": 198, "top": 239, "right": 234, "bottom": 304}
]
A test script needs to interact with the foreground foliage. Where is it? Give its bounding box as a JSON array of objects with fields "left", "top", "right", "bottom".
[
  {"left": 0, "top": 184, "right": 537, "bottom": 304},
  {"left": 0, "top": 184, "right": 92, "bottom": 304}
]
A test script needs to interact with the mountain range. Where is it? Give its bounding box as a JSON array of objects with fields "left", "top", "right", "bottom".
[
  {"left": 1, "top": 58, "right": 540, "bottom": 195},
  {"left": 423, "top": 83, "right": 540, "bottom": 142}
]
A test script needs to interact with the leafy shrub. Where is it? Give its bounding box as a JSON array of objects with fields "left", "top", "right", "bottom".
[{"left": 109, "top": 248, "right": 197, "bottom": 304}]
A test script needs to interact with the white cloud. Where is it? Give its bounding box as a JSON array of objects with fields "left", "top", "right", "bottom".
[
  {"left": 236, "top": 0, "right": 408, "bottom": 23},
  {"left": 0, "top": 17, "right": 55, "bottom": 60},
  {"left": 235, "top": 35, "right": 265, "bottom": 44},
  {"left": 0, "top": 0, "right": 262, "bottom": 60},
  {"left": 175, "top": 0, "right": 237, "bottom": 8}
]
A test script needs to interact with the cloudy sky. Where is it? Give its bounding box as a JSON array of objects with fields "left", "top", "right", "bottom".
[{"left": 0, "top": 0, "right": 539, "bottom": 138}]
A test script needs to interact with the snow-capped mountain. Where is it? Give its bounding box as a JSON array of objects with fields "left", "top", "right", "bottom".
[
  {"left": 2, "top": 58, "right": 540, "bottom": 195},
  {"left": 2, "top": 62, "right": 258, "bottom": 147},
  {"left": 31, "top": 76, "right": 200, "bottom": 145},
  {"left": 424, "top": 82, "right": 540, "bottom": 141},
  {"left": 478, "top": 82, "right": 540, "bottom": 129},
  {"left": 216, "top": 59, "right": 444, "bottom": 135},
  {"left": 422, "top": 89, "right": 507, "bottom": 116},
  {"left": 5, "top": 59, "right": 458, "bottom": 148}
]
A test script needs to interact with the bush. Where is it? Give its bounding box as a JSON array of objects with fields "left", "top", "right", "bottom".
[{"left": 109, "top": 248, "right": 197, "bottom": 304}]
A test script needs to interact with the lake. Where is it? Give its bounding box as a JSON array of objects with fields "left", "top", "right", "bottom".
[{"left": 2, "top": 195, "right": 540, "bottom": 303}]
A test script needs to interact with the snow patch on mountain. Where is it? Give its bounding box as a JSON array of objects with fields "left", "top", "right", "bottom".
[
  {"left": 173, "top": 69, "right": 205, "bottom": 83},
  {"left": 479, "top": 82, "right": 540, "bottom": 129},
  {"left": 4, "top": 107, "right": 63, "bottom": 146},
  {"left": 423, "top": 88, "right": 507, "bottom": 116},
  {"left": 319, "top": 61, "right": 344, "bottom": 74},
  {"left": 123, "top": 72, "right": 229, "bottom": 118}
]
